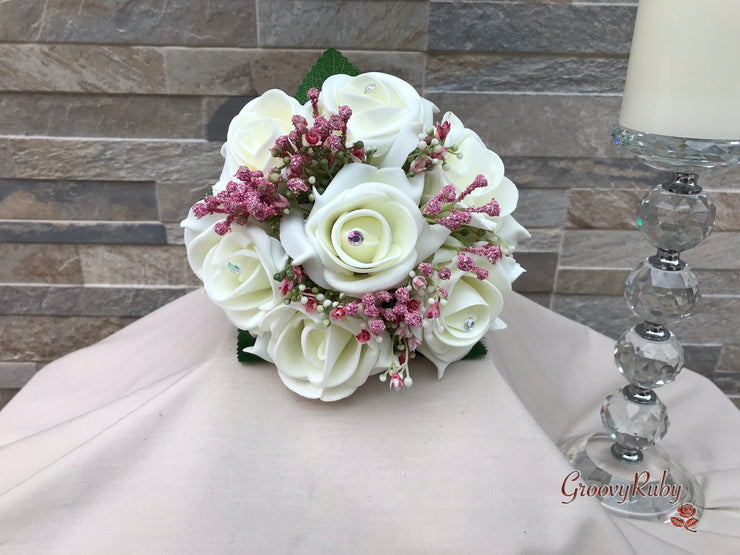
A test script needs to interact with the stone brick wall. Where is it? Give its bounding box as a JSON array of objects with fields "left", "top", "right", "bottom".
[{"left": 1, "top": 0, "right": 738, "bottom": 409}]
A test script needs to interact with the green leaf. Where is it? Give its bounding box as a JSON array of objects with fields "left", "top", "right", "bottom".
[
  {"left": 462, "top": 340, "right": 487, "bottom": 360},
  {"left": 237, "top": 329, "right": 264, "bottom": 363},
  {"left": 295, "top": 48, "right": 360, "bottom": 104}
]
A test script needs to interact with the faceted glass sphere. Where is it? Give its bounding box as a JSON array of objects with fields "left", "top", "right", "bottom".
[
  {"left": 602, "top": 387, "right": 669, "bottom": 450},
  {"left": 614, "top": 326, "right": 684, "bottom": 388},
  {"left": 624, "top": 259, "right": 700, "bottom": 323},
  {"left": 637, "top": 184, "right": 715, "bottom": 252}
]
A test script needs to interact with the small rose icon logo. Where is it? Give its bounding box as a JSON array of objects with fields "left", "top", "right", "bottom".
[
  {"left": 670, "top": 504, "right": 699, "bottom": 533},
  {"left": 676, "top": 504, "right": 696, "bottom": 518}
]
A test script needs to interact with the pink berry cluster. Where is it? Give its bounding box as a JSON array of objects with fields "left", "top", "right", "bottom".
[
  {"left": 192, "top": 167, "right": 289, "bottom": 236},
  {"left": 269, "top": 88, "right": 367, "bottom": 202},
  {"left": 404, "top": 120, "right": 455, "bottom": 176},
  {"left": 423, "top": 175, "right": 501, "bottom": 230}
]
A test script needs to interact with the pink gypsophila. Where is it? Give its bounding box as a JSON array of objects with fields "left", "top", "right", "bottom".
[{"left": 193, "top": 169, "right": 289, "bottom": 234}]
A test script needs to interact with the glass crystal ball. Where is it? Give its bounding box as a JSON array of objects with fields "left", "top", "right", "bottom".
[
  {"left": 602, "top": 387, "right": 669, "bottom": 450},
  {"left": 614, "top": 326, "right": 684, "bottom": 388},
  {"left": 637, "top": 184, "right": 715, "bottom": 252},
  {"left": 624, "top": 259, "right": 700, "bottom": 323}
]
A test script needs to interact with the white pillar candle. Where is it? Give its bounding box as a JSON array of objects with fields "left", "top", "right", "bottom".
[{"left": 619, "top": 0, "right": 740, "bottom": 140}]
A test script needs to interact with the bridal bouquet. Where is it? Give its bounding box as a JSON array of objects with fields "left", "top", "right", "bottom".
[{"left": 182, "top": 50, "right": 529, "bottom": 401}]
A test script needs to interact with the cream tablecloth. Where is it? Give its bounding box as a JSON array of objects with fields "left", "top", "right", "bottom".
[{"left": 0, "top": 290, "right": 738, "bottom": 553}]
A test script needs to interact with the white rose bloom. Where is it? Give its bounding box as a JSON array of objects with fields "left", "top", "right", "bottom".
[
  {"left": 423, "top": 112, "right": 520, "bottom": 234},
  {"left": 493, "top": 214, "right": 531, "bottom": 249},
  {"left": 319, "top": 72, "right": 437, "bottom": 168},
  {"left": 418, "top": 246, "right": 524, "bottom": 378},
  {"left": 245, "top": 304, "right": 393, "bottom": 401},
  {"left": 220, "top": 89, "right": 310, "bottom": 182},
  {"left": 280, "top": 164, "right": 450, "bottom": 296},
  {"left": 182, "top": 211, "right": 288, "bottom": 331}
]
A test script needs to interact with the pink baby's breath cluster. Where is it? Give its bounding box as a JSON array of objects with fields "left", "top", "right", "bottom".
[
  {"left": 193, "top": 168, "right": 289, "bottom": 235},
  {"left": 269, "top": 88, "right": 366, "bottom": 201}
]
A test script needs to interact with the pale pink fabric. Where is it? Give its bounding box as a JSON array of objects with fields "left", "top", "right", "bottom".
[{"left": 0, "top": 290, "right": 737, "bottom": 553}]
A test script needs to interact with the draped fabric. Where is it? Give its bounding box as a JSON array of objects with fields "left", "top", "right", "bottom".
[{"left": 1, "top": 290, "right": 738, "bottom": 553}]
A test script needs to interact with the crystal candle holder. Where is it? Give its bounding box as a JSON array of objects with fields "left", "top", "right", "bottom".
[{"left": 560, "top": 125, "right": 739, "bottom": 522}]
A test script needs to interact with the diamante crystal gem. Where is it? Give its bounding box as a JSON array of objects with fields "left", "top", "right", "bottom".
[
  {"left": 347, "top": 230, "right": 364, "bottom": 246},
  {"left": 624, "top": 259, "right": 700, "bottom": 323},
  {"left": 637, "top": 184, "right": 715, "bottom": 252},
  {"left": 364, "top": 83, "right": 376, "bottom": 94},
  {"left": 614, "top": 326, "right": 684, "bottom": 388},
  {"left": 228, "top": 262, "right": 240, "bottom": 274},
  {"left": 464, "top": 317, "right": 475, "bottom": 332},
  {"left": 602, "top": 387, "right": 669, "bottom": 450}
]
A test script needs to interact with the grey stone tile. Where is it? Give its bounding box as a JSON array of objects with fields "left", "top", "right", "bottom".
[
  {"left": 516, "top": 228, "right": 561, "bottom": 253},
  {"left": 512, "top": 252, "right": 557, "bottom": 293},
  {"left": 0, "top": 362, "right": 37, "bottom": 388},
  {"left": 0, "top": 180, "right": 158, "bottom": 221},
  {"left": 694, "top": 270, "right": 740, "bottom": 296},
  {"left": 517, "top": 292, "right": 551, "bottom": 309},
  {"left": 682, "top": 344, "right": 722, "bottom": 376},
  {"left": 719, "top": 344, "right": 740, "bottom": 372},
  {"left": 556, "top": 268, "right": 739, "bottom": 297},
  {"left": 551, "top": 294, "right": 629, "bottom": 340},
  {"left": 0, "top": 389, "right": 20, "bottom": 411},
  {"left": 551, "top": 293, "right": 740, "bottom": 345},
  {"left": 711, "top": 372, "right": 740, "bottom": 396},
  {"left": 165, "top": 223, "right": 185, "bottom": 245},
  {"left": 348, "top": 51, "right": 425, "bottom": 91},
  {"left": 424, "top": 93, "right": 626, "bottom": 159},
  {"left": 0, "top": 1, "right": 44, "bottom": 41},
  {"left": 204, "top": 96, "right": 257, "bottom": 142},
  {"left": 555, "top": 269, "right": 629, "bottom": 296},
  {"left": 515, "top": 189, "right": 569, "bottom": 229},
  {"left": 568, "top": 189, "right": 740, "bottom": 231},
  {"left": 568, "top": 188, "right": 643, "bottom": 230},
  {"left": 164, "top": 48, "right": 256, "bottom": 96},
  {"left": 78, "top": 245, "right": 200, "bottom": 286},
  {"left": 0, "top": 94, "right": 204, "bottom": 138},
  {"left": 35, "top": 0, "right": 257, "bottom": 46},
  {"left": 0, "top": 315, "right": 134, "bottom": 361},
  {"left": 560, "top": 230, "right": 740, "bottom": 271},
  {"left": 505, "top": 157, "right": 669, "bottom": 190},
  {"left": 713, "top": 191, "right": 740, "bottom": 230},
  {"left": 259, "top": 1, "right": 428, "bottom": 50},
  {"left": 0, "top": 44, "right": 167, "bottom": 93},
  {"left": 429, "top": 1, "right": 635, "bottom": 54},
  {"left": 560, "top": 230, "right": 652, "bottom": 269},
  {"left": 0, "top": 284, "right": 194, "bottom": 317},
  {"left": 701, "top": 165, "right": 740, "bottom": 191},
  {"left": 672, "top": 296, "right": 740, "bottom": 346},
  {"left": 6, "top": 138, "right": 222, "bottom": 183},
  {"left": 165, "top": 48, "right": 426, "bottom": 97},
  {"left": 730, "top": 397, "right": 740, "bottom": 411},
  {"left": 0, "top": 221, "right": 167, "bottom": 245},
  {"left": 157, "top": 182, "right": 211, "bottom": 223},
  {"left": 0, "top": 138, "right": 15, "bottom": 178},
  {"left": 0, "top": 243, "right": 83, "bottom": 284},
  {"left": 426, "top": 54, "right": 628, "bottom": 94},
  {"left": 684, "top": 233, "right": 740, "bottom": 270}
]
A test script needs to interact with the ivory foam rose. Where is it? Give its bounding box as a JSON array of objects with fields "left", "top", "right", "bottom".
[
  {"left": 424, "top": 112, "right": 520, "bottom": 233},
  {"left": 418, "top": 245, "right": 524, "bottom": 377},
  {"left": 280, "top": 164, "right": 450, "bottom": 296},
  {"left": 319, "top": 72, "right": 437, "bottom": 167},
  {"left": 183, "top": 210, "right": 288, "bottom": 330},
  {"left": 220, "top": 90, "right": 310, "bottom": 183},
  {"left": 245, "top": 304, "right": 393, "bottom": 401}
]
